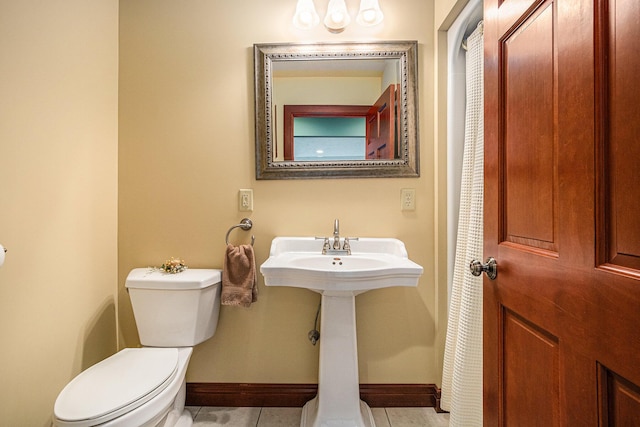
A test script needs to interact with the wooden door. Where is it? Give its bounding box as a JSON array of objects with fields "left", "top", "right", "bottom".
[
  {"left": 366, "top": 84, "right": 396, "bottom": 159},
  {"left": 484, "top": 0, "right": 640, "bottom": 424}
]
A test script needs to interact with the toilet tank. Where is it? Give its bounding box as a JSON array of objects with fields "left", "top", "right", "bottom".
[{"left": 125, "top": 268, "right": 222, "bottom": 347}]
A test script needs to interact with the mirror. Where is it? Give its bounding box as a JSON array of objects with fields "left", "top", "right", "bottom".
[{"left": 254, "top": 41, "right": 419, "bottom": 179}]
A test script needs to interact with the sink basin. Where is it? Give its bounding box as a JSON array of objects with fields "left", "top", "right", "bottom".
[
  {"left": 260, "top": 236, "right": 423, "bottom": 427},
  {"left": 260, "top": 237, "right": 423, "bottom": 296}
]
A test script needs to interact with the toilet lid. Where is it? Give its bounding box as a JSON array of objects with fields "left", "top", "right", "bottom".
[{"left": 54, "top": 348, "right": 179, "bottom": 424}]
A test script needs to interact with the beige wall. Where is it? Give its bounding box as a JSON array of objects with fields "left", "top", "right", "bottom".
[
  {"left": 0, "top": 0, "right": 472, "bottom": 423},
  {"left": 435, "top": 0, "right": 471, "bottom": 30},
  {"left": 0, "top": 1, "right": 119, "bottom": 425},
  {"left": 119, "top": 0, "right": 439, "bottom": 385}
]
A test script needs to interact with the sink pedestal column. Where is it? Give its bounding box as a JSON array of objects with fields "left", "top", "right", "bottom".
[{"left": 301, "top": 294, "right": 375, "bottom": 427}]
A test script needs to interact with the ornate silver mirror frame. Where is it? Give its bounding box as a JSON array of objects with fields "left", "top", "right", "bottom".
[{"left": 254, "top": 41, "right": 420, "bottom": 179}]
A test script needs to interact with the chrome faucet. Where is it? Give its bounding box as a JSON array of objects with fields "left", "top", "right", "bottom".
[{"left": 317, "top": 219, "right": 356, "bottom": 255}]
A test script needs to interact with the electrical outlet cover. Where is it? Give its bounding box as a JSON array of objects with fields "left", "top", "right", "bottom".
[{"left": 401, "top": 188, "right": 416, "bottom": 211}]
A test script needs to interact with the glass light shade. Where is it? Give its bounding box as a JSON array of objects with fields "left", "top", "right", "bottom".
[
  {"left": 293, "top": 0, "right": 320, "bottom": 29},
  {"left": 324, "top": 0, "right": 351, "bottom": 33},
  {"left": 356, "top": 0, "right": 384, "bottom": 26}
]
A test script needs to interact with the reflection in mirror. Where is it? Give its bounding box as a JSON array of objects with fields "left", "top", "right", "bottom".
[
  {"left": 254, "top": 41, "right": 419, "bottom": 179},
  {"left": 290, "top": 115, "right": 366, "bottom": 161}
]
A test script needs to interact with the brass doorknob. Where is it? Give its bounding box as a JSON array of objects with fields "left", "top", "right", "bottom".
[{"left": 470, "top": 257, "right": 497, "bottom": 280}]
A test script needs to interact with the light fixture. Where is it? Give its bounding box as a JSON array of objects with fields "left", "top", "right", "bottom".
[
  {"left": 293, "top": 0, "right": 384, "bottom": 32},
  {"left": 356, "top": 0, "right": 384, "bottom": 26},
  {"left": 324, "top": 0, "right": 351, "bottom": 33},
  {"left": 293, "top": 0, "right": 320, "bottom": 30}
]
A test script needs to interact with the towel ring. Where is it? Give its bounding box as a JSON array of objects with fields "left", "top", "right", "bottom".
[{"left": 225, "top": 218, "right": 255, "bottom": 246}]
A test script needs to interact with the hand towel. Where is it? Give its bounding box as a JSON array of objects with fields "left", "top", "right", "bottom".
[{"left": 221, "top": 244, "right": 257, "bottom": 307}]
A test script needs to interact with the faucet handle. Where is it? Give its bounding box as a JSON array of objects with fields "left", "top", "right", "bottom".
[{"left": 317, "top": 237, "right": 330, "bottom": 254}]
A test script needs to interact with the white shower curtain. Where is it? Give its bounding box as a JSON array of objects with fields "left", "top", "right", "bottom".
[{"left": 441, "top": 21, "right": 484, "bottom": 426}]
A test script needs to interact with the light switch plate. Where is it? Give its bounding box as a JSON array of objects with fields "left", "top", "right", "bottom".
[{"left": 239, "top": 189, "right": 253, "bottom": 212}]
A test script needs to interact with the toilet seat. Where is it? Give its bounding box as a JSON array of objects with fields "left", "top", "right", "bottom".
[{"left": 54, "top": 348, "right": 179, "bottom": 427}]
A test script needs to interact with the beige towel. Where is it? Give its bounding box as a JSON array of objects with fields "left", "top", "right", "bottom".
[{"left": 221, "top": 244, "right": 257, "bottom": 307}]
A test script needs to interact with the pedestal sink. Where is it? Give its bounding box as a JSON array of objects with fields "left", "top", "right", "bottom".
[{"left": 260, "top": 237, "right": 423, "bottom": 427}]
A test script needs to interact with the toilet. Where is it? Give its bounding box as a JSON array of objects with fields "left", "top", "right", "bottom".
[{"left": 53, "top": 268, "right": 222, "bottom": 427}]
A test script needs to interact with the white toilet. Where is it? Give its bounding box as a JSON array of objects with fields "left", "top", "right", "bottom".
[{"left": 53, "top": 268, "right": 223, "bottom": 427}]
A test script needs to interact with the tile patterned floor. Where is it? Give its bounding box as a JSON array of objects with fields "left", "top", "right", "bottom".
[{"left": 186, "top": 406, "right": 449, "bottom": 426}]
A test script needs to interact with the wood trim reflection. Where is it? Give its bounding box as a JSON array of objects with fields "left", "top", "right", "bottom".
[{"left": 282, "top": 105, "right": 370, "bottom": 161}]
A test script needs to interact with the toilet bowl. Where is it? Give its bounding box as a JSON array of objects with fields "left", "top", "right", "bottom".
[{"left": 53, "top": 268, "right": 222, "bottom": 427}]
